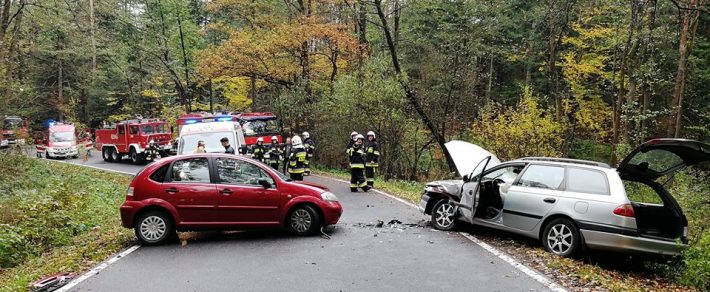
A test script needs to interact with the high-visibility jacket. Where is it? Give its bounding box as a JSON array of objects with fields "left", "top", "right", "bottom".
[
  {"left": 347, "top": 144, "right": 366, "bottom": 169},
  {"left": 303, "top": 138, "right": 316, "bottom": 158},
  {"left": 365, "top": 140, "right": 380, "bottom": 167},
  {"left": 288, "top": 147, "right": 307, "bottom": 173},
  {"left": 251, "top": 144, "right": 266, "bottom": 161},
  {"left": 267, "top": 143, "right": 283, "bottom": 163}
]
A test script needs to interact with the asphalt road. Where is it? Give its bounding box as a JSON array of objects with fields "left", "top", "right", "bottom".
[{"left": 47, "top": 154, "right": 551, "bottom": 292}]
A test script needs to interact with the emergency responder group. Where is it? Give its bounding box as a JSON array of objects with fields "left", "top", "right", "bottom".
[
  {"left": 345, "top": 131, "right": 379, "bottom": 192},
  {"left": 234, "top": 130, "right": 379, "bottom": 190}
]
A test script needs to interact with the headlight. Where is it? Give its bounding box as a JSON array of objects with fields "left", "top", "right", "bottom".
[
  {"left": 320, "top": 192, "right": 338, "bottom": 202},
  {"left": 71, "top": 146, "right": 78, "bottom": 150}
]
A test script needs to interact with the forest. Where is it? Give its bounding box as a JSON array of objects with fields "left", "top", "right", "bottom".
[{"left": 0, "top": 0, "right": 709, "bottom": 289}]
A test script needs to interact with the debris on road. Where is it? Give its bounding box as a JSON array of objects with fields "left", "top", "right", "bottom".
[{"left": 31, "top": 272, "right": 76, "bottom": 292}]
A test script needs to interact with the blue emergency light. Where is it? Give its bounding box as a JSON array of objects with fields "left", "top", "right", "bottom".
[
  {"left": 44, "top": 119, "right": 56, "bottom": 128},
  {"left": 216, "top": 116, "right": 232, "bottom": 122},
  {"left": 184, "top": 119, "right": 198, "bottom": 124}
]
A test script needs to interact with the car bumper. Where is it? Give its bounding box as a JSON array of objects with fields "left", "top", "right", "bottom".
[
  {"left": 48, "top": 150, "right": 79, "bottom": 157},
  {"left": 321, "top": 201, "right": 343, "bottom": 225},
  {"left": 419, "top": 193, "right": 430, "bottom": 213},
  {"left": 0, "top": 140, "right": 7, "bottom": 147},
  {"left": 120, "top": 201, "right": 143, "bottom": 228},
  {"left": 581, "top": 230, "right": 687, "bottom": 255}
]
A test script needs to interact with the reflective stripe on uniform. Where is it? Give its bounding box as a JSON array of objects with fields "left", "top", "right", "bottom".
[
  {"left": 350, "top": 164, "right": 364, "bottom": 168},
  {"left": 365, "top": 163, "right": 379, "bottom": 167},
  {"left": 358, "top": 182, "right": 368, "bottom": 187},
  {"left": 350, "top": 184, "right": 358, "bottom": 188},
  {"left": 373, "top": 151, "right": 380, "bottom": 156},
  {"left": 366, "top": 178, "right": 375, "bottom": 182},
  {"left": 288, "top": 168, "right": 305, "bottom": 174}
]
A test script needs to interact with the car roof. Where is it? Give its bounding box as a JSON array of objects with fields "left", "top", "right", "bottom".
[{"left": 509, "top": 157, "right": 612, "bottom": 171}]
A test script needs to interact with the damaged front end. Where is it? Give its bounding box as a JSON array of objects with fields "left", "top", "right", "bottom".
[{"left": 419, "top": 179, "right": 463, "bottom": 215}]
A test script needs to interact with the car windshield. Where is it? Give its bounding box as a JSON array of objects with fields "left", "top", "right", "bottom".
[
  {"left": 141, "top": 125, "right": 155, "bottom": 134},
  {"left": 180, "top": 132, "right": 235, "bottom": 154},
  {"left": 242, "top": 119, "right": 279, "bottom": 136},
  {"left": 49, "top": 131, "right": 75, "bottom": 143},
  {"left": 3, "top": 119, "right": 21, "bottom": 130},
  {"left": 155, "top": 123, "right": 169, "bottom": 133}
]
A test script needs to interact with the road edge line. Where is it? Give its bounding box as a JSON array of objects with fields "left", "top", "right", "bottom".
[
  {"left": 45, "top": 158, "right": 136, "bottom": 176},
  {"left": 54, "top": 244, "right": 141, "bottom": 292},
  {"left": 312, "top": 173, "right": 568, "bottom": 292}
]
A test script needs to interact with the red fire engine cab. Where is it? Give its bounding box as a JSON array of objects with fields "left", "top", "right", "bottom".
[
  {"left": 176, "top": 112, "right": 282, "bottom": 146},
  {"left": 95, "top": 118, "right": 172, "bottom": 164},
  {"left": 1, "top": 116, "right": 29, "bottom": 148}
]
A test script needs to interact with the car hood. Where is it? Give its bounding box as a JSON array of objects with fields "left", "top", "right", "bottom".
[
  {"left": 295, "top": 181, "right": 330, "bottom": 192},
  {"left": 445, "top": 140, "right": 501, "bottom": 177},
  {"left": 426, "top": 179, "right": 463, "bottom": 197}
]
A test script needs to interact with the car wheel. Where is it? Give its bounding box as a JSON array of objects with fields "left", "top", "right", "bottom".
[
  {"left": 431, "top": 200, "right": 457, "bottom": 231},
  {"left": 542, "top": 218, "right": 581, "bottom": 257},
  {"left": 134, "top": 211, "right": 175, "bottom": 245},
  {"left": 287, "top": 205, "right": 321, "bottom": 236}
]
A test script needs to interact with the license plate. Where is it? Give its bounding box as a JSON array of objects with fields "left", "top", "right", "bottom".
[{"left": 163, "top": 145, "right": 172, "bottom": 150}]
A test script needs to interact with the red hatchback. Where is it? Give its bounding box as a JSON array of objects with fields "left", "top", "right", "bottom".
[{"left": 120, "top": 153, "right": 343, "bottom": 245}]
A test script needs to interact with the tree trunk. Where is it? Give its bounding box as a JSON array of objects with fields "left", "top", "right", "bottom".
[
  {"left": 485, "top": 55, "right": 493, "bottom": 103},
  {"left": 669, "top": 0, "right": 701, "bottom": 137},
  {"left": 373, "top": 0, "right": 457, "bottom": 174},
  {"left": 89, "top": 0, "right": 96, "bottom": 74},
  {"left": 356, "top": 0, "right": 367, "bottom": 86},
  {"left": 0, "top": 0, "right": 13, "bottom": 60}
]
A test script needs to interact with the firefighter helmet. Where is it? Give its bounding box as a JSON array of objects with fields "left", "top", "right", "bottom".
[
  {"left": 291, "top": 135, "right": 303, "bottom": 147},
  {"left": 257, "top": 137, "right": 264, "bottom": 143},
  {"left": 355, "top": 134, "right": 365, "bottom": 140},
  {"left": 367, "top": 131, "right": 376, "bottom": 138},
  {"left": 302, "top": 131, "right": 310, "bottom": 139},
  {"left": 271, "top": 136, "right": 278, "bottom": 142},
  {"left": 351, "top": 131, "right": 358, "bottom": 137}
]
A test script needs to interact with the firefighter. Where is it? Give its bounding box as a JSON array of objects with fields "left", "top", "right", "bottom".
[
  {"left": 365, "top": 131, "right": 380, "bottom": 187},
  {"left": 302, "top": 131, "right": 315, "bottom": 176},
  {"left": 251, "top": 137, "right": 267, "bottom": 162},
  {"left": 287, "top": 135, "right": 307, "bottom": 181},
  {"left": 346, "top": 131, "right": 358, "bottom": 150},
  {"left": 347, "top": 134, "right": 369, "bottom": 192},
  {"left": 267, "top": 136, "right": 282, "bottom": 170},
  {"left": 193, "top": 140, "right": 206, "bottom": 153}
]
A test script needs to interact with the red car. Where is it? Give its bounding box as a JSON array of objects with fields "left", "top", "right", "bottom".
[{"left": 120, "top": 153, "right": 343, "bottom": 245}]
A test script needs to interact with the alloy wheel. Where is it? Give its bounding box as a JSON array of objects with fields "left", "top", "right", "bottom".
[
  {"left": 546, "top": 223, "right": 573, "bottom": 255},
  {"left": 140, "top": 216, "right": 167, "bottom": 242},
  {"left": 290, "top": 209, "right": 312, "bottom": 233},
  {"left": 434, "top": 202, "right": 455, "bottom": 228}
]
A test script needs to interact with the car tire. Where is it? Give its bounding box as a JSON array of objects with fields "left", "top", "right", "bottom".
[
  {"left": 134, "top": 211, "right": 175, "bottom": 245},
  {"left": 431, "top": 200, "right": 457, "bottom": 231},
  {"left": 286, "top": 205, "right": 321, "bottom": 236},
  {"left": 542, "top": 218, "right": 581, "bottom": 257}
]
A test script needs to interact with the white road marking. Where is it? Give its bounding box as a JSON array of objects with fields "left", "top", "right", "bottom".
[
  {"left": 45, "top": 159, "right": 137, "bottom": 176},
  {"left": 314, "top": 174, "right": 568, "bottom": 292},
  {"left": 54, "top": 245, "right": 141, "bottom": 292}
]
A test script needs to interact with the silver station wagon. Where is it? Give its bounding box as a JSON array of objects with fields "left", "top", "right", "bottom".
[{"left": 420, "top": 139, "right": 710, "bottom": 257}]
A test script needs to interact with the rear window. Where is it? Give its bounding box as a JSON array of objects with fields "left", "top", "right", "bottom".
[
  {"left": 628, "top": 149, "right": 684, "bottom": 174},
  {"left": 170, "top": 158, "right": 211, "bottom": 183},
  {"left": 566, "top": 168, "right": 609, "bottom": 195},
  {"left": 149, "top": 164, "right": 169, "bottom": 182}
]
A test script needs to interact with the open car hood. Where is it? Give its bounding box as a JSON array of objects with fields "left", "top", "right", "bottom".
[
  {"left": 617, "top": 138, "right": 710, "bottom": 180},
  {"left": 445, "top": 140, "right": 501, "bottom": 177}
]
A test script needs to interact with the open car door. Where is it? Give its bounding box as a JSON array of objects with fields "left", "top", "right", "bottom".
[
  {"left": 617, "top": 138, "right": 710, "bottom": 180},
  {"left": 444, "top": 141, "right": 501, "bottom": 222}
]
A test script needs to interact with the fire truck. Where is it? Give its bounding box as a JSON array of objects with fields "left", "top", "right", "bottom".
[
  {"left": 1, "top": 116, "right": 29, "bottom": 148},
  {"left": 95, "top": 118, "right": 173, "bottom": 164},
  {"left": 35, "top": 122, "right": 79, "bottom": 159},
  {"left": 176, "top": 112, "right": 283, "bottom": 146}
]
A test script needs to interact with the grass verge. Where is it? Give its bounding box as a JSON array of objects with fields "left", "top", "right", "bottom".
[
  {"left": 314, "top": 164, "right": 704, "bottom": 292},
  {"left": 0, "top": 153, "right": 133, "bottom": 291}
]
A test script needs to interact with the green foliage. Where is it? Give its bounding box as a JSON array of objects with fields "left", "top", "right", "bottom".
[
  {"left": 472, "top": 87, "right": 565, "bottom": 160},
  {"left": 0, "top": 153, "right": 132, "bottom": 289}
]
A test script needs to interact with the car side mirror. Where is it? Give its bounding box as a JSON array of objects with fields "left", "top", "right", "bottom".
[
  {"left": 258, "top": 179, "right": 272, "bottom": 189},
  {"left": 462, "top": 174, "right": 470, "bottom": 182}
]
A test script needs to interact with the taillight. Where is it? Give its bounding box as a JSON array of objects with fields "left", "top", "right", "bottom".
[
  {"left": 126, "top": 187, "right": 134, "bottom": 199},
  {"left": 613, "top": 204, "right": 635, "bottom": 217}
]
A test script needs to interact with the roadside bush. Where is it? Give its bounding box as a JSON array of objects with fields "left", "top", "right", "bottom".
[{"left": 0, "top": 152, "right": 132, "bottom": 288}]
